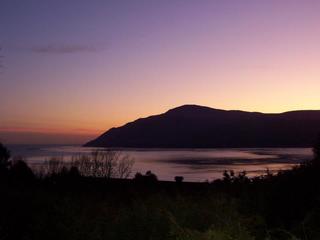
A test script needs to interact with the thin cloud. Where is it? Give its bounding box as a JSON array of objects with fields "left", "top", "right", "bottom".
[{"left": 30, "top": 44, "right": 99, "bottom": 54}]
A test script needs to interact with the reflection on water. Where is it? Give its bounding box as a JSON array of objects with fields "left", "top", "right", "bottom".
[{"left": 7, "top": 145, "right": 312, "bottom": 182}]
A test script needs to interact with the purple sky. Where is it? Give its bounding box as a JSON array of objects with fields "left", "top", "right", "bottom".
[{"left": 1, "top": 0, "right": 320, "bottom": 144}]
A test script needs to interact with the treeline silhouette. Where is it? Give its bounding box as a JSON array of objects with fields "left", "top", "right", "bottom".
[
  {"left": 1, "top": 139, "right": 320, "bottom": 239},
  {"left": 0, "top": 146, "right": 135, "bottom": 182},
  {"left": 37, "top": 150, "right": 134, "bottom": 179}
]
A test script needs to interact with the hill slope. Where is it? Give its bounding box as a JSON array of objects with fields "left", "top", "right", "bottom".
[{"left": 84, "top": 105, "right": 320, "bottom": 148}]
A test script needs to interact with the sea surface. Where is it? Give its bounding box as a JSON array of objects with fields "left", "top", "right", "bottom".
[{"left": 7, "top": 145, "right": 313, "bottom": 182}]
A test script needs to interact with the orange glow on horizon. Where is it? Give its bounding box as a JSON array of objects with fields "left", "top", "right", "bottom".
[{"left": 2, "top": 1, "right": 320, "bottom": 144}]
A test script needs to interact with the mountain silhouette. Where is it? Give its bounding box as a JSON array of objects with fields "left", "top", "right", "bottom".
[{"left": 84, "top": 105, "right": 320, "bottom": 148}]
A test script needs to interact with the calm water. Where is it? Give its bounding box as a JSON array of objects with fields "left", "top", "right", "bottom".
[{"left": 7, "top": 145, "right": 313, "bottom": 182}]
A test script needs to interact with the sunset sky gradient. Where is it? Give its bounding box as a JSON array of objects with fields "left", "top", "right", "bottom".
[{"left": 1, "top": 0, "right": 320, "bottom": 144}]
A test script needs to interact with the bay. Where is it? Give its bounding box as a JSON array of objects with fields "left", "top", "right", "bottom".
[{"left": 7, "top": 145, "right": 312, "bottom": 182}]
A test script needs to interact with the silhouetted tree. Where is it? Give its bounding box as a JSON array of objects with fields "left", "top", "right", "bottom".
[
  {"left": 0, "top": 143, "right": 11, "bottom": 173},
  {"left": 174, "top": 176, "right": 184, "bottom": 183},
  {"left": 10, "top": 157, "right": 35, "bottom": 182},
  {"left": 42, "top": 157, "right": 65, "bottom": 176},
  {"left": 134, "top": 172, "right": 143, "bottom": 181},
  {"left": 59, "top": 166, "right": 69, "bottom": 177},
  {"left": 69, "top": 166, "right": 80, "bottom": 178},
  {"left": 223, "top": 170, "right": 235, "bottom": 183},
  {"left": 58, "top": 166, "right": 80, "bottom": 180},
  {"left": 71, "top": 150, "right": 134, "bottom": 179},
  {"left": 145, "top": 170, "right": 158, "bottom": 182},
  {"left": 117, "top": 155, "right": 134, "bottom": 179},
  {"left": 134, "top": 171, "right": 158, "bottom": 183}
]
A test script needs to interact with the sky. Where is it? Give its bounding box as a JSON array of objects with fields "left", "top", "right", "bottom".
[{"left": 1, "top": 0, "right": 320, "bottom": 144}]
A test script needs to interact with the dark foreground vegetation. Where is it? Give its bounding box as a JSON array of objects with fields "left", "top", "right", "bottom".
[{"left": 1, "top": 141, "right": 320, "bottom": 240}]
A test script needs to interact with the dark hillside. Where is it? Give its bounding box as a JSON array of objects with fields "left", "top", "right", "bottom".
[{"left": 85, "top": 105, "right": 320, "bottom": 148}]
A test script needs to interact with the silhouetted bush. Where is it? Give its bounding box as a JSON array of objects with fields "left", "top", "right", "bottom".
[
  {"left": 71, "top": 150, "right": 134, "bottom": 179},
  {"left": 222, "top": 170, "right": 249, "bottom": 184},
  {"left": 2, "top": 139, "right": 320, "bottom": 239},
  {"left": 38, "top": 150, "right": 134, "bottom": 180},
  {"left": 40, "top": 156, "right": 65, "bottom": 177},
  {"left": 69, "top": 166, "right": 80, "bottom": 178},
  {"left": 134, "top": 170, "right": 158, "bottom": 183},
  {"left": 174, "top": 176, "right": 184, "bottom": 183},
  {"left": 134, "top": 172, "right": 143, "bottom": 180},
  {"left": 0, "top": 142, "right": 10, "bottom": 171},
  {"left": 145, "top": 170, "right": 158, "bottom": 182},
  {"left": 10, "top": 157, "right": 35, "bottom": 182}
]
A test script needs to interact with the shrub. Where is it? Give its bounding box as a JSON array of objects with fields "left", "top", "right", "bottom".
[
  {"left": 10, "top": 157, "right": 35, "bottom": 182},
  {"left": 71, "top": 150, "right": 134, "bottom": 179},
  {"left": 39, "top": 150, "right": 135, "bottom": 179},
  {"left": 134, "top": 171, "right": 158, "bottom": 183},
  {"left": 175, "top": 176, "right": 184, "bottom": 183},
  {"left": 0, "top": 143, "right": 10, "bottom": 171}
]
